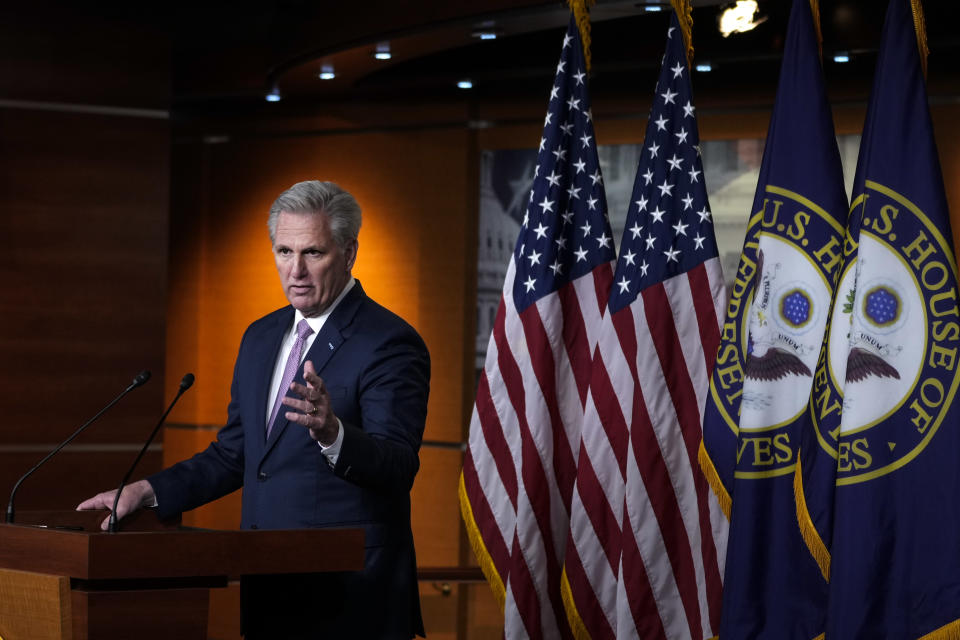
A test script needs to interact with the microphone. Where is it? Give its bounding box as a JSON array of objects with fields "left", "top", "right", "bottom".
[
  {"left": 108, "top": 373, "right": 194, "bottom": 533},
  {"left": 5, "top": 370, "right": 151, "bottom": 524}
]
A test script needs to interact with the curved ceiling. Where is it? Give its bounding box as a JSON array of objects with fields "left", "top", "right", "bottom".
[{"left": 169, "top": 0, "right": 960, "bottom": 116}]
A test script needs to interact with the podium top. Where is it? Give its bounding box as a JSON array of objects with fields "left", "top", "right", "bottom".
[{"left": 0, "top": 511, "right": 364, "bottom": 580}]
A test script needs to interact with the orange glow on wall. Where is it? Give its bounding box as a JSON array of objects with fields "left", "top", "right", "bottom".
[{"left": 163, "top": 130, "right": 476, "bottom": 541}]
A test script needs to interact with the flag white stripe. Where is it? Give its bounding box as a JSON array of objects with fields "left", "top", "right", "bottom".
[{"left": 631, "top": 291, "right": 713, "bottom": 635}]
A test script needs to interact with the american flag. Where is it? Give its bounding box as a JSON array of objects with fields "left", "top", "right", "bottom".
[
  {"left": 460, "top": 14, "right": 616, "bottom": 639},
  {"left": 561, "top": 14, "right": 727, "bottom": 639}
]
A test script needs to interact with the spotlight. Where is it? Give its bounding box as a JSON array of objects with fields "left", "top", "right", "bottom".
[
  {"left": 457, "top": 80, "right": 474, "bottom": 90},
  {"left": 265, "top": 87, "right": 281, "bottom": 102},
  {"left": 695, "top": 63, "right": 713, "bottom": 72},
  {"left": 718, "top": 0, "right": 767, "bottom": 37},
  {"left": 319, "top": 63, "right": 335, "bottom": 80},
  {"left": 833, "top": 52, "right": 850, "bottom": 63}
]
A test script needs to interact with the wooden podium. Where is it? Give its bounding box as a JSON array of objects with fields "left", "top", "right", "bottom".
[{"left": 0, "top": 510, "right": 364, "bottom": 640}]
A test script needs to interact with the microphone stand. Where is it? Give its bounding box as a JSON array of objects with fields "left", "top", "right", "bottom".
[
  {"left": 6, "top": 370, "right": 151, "bottom": 524},
  {"left": 108, "top": 373, "right": 193, "bottom": 533}
]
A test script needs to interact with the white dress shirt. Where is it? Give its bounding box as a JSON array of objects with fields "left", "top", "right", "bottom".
[{"left": 265, "top": 278, "right": 355, "bottom": 466}]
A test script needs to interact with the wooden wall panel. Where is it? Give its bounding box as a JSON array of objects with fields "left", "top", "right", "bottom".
[
  {"left": 161, "top": 426, "right": 241, "bottom": 530},
  {"left": 0, "top": 110, "right": 169, "bottom": 446},
  {"left": 412, "top": 447, "right": 465, "bottom": 566},
  {"left": 0, "top": 110, "right": 170, "bottom": 509},
  {"left": 0, "top": 5, "right": 169, "bottom": 108},
  {"left": 0, "top": 7, "right": 170, "bottom": 513},
  {"left": 0, "top": 451, "right": 162, "bottom": 513},
  {"left": 931, "top": 105, "right": 960, "bottom": 259}
]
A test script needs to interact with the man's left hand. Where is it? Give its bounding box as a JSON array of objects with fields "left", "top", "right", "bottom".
[{"left": 284, "top": 360, "right": 338, "bottom": 445}]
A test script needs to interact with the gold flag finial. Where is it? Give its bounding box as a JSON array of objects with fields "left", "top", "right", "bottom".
[
  {"left": 670, "top": 0, "right": 695, "bottom": 68},
  {"left": 809, "top": 0, "right": 824, "bottom": 61},
  {"left": 911, "top": 0, "right": 929, "bottom": 80},
  {"left": 568, "top": 0, "right": 596, "bottom": 73}
]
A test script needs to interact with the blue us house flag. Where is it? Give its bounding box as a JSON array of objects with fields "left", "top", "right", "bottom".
[
  {"left": 799, "top": 0, "right": 960, "bottom": 637},
  {"left": 699, "top": 0, "right": 848, "bottom": 637}
]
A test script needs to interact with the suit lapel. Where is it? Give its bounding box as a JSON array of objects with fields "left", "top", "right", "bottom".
[
  {"left": 253, "top": 308, "right": 294, "bottom": 453},
  {"left": 262, "top": 282, "right": 365, "bottom": 456}
]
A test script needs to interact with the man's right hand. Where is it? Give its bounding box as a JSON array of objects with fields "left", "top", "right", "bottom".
[{"left": 76, "top": 479, "right": 157, "bottom": 531}]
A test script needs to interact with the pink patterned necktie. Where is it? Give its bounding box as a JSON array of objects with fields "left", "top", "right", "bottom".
[{"left": 266, "top": 319, "right": 314, "bottom": 437}]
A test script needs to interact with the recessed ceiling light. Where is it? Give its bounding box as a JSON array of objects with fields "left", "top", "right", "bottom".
[
  {"left": 833, "top": 52, "right": 850, "bottom": 63},
  {"left": 457, "top": 80, "right": 474, "bottom": 90},
  {"left": 265, "top": 87, "right": 281, "bottom": 102},
  {"left": 472, "top": 20, "right": 500, "bottom": 40},
  {"left": 644, "top": 5, "right": 663, "bottom": 12},
  {"left": 319, "top": 64, "right": 335, "bottom": 80},
  {"left": 695, "top": 62, "right": 713, "bottom": 72},
  {"left": 374, "top": 42, "right": 391, "bottom": 60}
]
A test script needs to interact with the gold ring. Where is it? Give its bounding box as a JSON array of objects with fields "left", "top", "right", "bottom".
[{"left": 307, "top": 404, "right": 318, "bottom": 416}]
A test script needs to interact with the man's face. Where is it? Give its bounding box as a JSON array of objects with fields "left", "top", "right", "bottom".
[{"left": 273, "top": 211, "right": 357, "bottom": 318}]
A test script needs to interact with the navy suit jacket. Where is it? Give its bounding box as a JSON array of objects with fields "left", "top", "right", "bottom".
[{"left": 149, "top": 281, "right": 430, "bottom": 639}]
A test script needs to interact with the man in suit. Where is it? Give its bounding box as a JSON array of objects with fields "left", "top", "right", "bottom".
[{"left": 79, "top": 180, "right": 430, "bottom": 639}]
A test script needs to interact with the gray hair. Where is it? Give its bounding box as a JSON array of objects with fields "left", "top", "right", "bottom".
[{"left": 268, "top": 180, "right": 362, "bottom": 248}]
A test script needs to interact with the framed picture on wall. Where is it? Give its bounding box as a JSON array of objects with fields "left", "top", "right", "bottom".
[{"left": 474, "top": 135, "right": 861, "bottom": 377}]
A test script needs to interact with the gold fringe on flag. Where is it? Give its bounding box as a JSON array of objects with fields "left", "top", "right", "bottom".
[
  {"left": 560, "top": 569, "right": 593, "bottom": 640},
  {"left": 569, "top": 0, "right": 596, "bottom": 73},
  {"left": 919, "top": 618, "right": 960, "bottom": 640},
  {"left": 911, "top": 0, "right": 929, "bottom": 80},
  {"left": 670, "top": 0, "right": 695, "bottom": 68},
  {"left": 809, "top": 0, "right": 824, "bottom": 61},
  {"left": 458, "top": 473, "right": 507, "bottom": 611},
  {"left": 698, "top": 440, "right": 731, "bottom": 520},
  {"left": 793, "top": 456, "right": 831, "bottom": 581}
]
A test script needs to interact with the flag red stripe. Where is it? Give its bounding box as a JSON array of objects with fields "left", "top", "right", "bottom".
[
  {"left": 516, "top": 302, "right": 577, "bottom": 639},
  {"left": 494, "top": 300, "right": 574, "bottom": 639},
  {"left": 563, "top": 534, "right": 617, "bottom": 640},
  {"left": 559, "top": 279, "right": 595, "bottom": 409},
  {"left": 508, "top": 532, "right": 546, "bottom": 639},
  {"left": 591, "top": 325, "right": 633, "bottom": 478},
  {"left": 474, "top": 363, "right": 519, "bottom": 510},
  {"left": 642, "top": 283, "right": 704, "bottom": 464},
  {"left": 619, "top": 502, "right": 669, "bottom": 640},
  {"left": 611, "top": 303, "right": 704, "bottom": 640},
  {"left": 593, "top": 262, "right": 614, "bottom": 316},
  {"left": 492, "top": 302, "right": 557, "bottom": 634},
  {"left": 571, "top": 434, "right": 623, "bottom": 573},
  {"left": 642, "top": 281, "right": 722, "bottom": 635},
  {"left": 518, "top": 300, "right": 577, "bottom": 507},
  {"left": 687, "top": 263, "right": 722, "bottom": 377},
  {"left": 627, "top": 395, "right": 703, "bottom": 640},
  {"left": 462, "top": 449, "right": 513, "bottom": 582},
  {"left": 561, "top": 343, "right": 627, "bottom": 639}
]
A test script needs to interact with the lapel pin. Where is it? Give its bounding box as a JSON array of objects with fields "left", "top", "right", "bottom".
[{"left": 329, "top": 342, "right": 334, "bottom": 350}]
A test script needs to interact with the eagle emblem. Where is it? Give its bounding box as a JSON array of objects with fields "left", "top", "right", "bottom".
[
  {"left": 744, "top": 248, "right": 813, "bottom": 381},
  {"left": 845, "top": 346, "right": 901, "bottom": 383},
  {"left": 844, "top": 285, "right": 902, "bottom": 383}
]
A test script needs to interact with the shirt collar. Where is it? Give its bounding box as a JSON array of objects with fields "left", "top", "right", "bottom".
[{"left": 294, "top": 277, "right": 356, "bottom": 333}]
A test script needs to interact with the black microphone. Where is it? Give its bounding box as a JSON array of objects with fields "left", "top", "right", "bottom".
[
  {"left": 5, "top": 370, "right": 151, "bottom": 524},
  {"left": 108, "top": 373, "right": 194, "bottom": 533}
]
